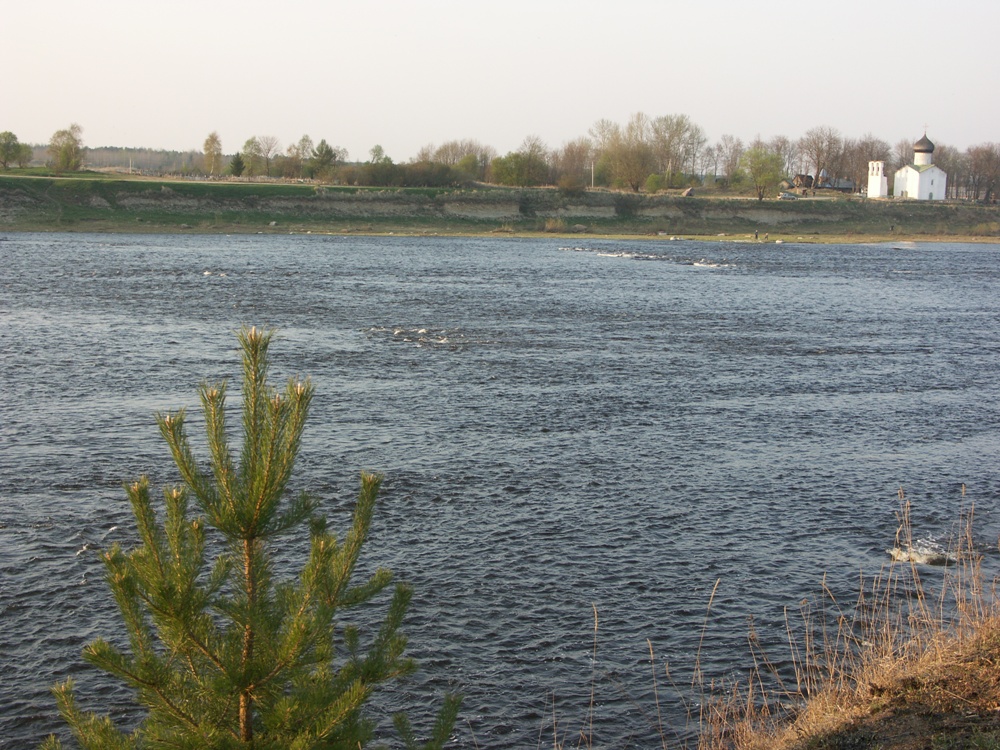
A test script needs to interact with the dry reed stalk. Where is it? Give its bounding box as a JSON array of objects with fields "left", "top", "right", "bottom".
[
  {"left": 647, "top": 639, "right": 668, "bottom": 750},
  {"left": 543, "top": 604, "right": 599, "bottom": 750},
  {"left": 690, "top": 577, "right": 723, "bottom": 743},
  {"left": 586, "top": 603, "right": 598, "bottom": 749}
]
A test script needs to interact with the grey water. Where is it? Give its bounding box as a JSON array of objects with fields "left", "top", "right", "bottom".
[{"left": 2, "top": 232, "right": 1000, "bottom": 748}]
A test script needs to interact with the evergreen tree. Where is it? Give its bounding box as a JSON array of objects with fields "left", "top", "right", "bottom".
[
  {"left": 229, "top": 151, "right": 246, "bottom": 177},
  {"left": 311, "top": 140, "right": 347, "bottom": 182},
  {"left": 46, "top": 327, "right": 460, "bottom": 749}
]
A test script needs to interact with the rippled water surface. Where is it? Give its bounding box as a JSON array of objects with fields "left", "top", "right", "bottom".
[{"left": 3, "top": 233, "right": 1000, "bottom": 747}]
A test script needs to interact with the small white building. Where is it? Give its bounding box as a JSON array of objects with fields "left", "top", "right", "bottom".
[
  {"left": 867, "top": 160, "right": 889, "bottom": 198},
  {"left": 893, "top": 134, "right": 947, "bottom": 200}
]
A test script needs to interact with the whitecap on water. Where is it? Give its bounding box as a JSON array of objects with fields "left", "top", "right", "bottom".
[
  {"left": 887, "top": 537, "right": 957, "bottom": 566},
  {"left": 366, "top": 326, "right": 468, "bottom": 349}
]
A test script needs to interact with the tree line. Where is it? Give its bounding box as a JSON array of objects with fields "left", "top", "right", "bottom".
[{"left": 4, "top": 118, "right": 1000, "bottom": 202}]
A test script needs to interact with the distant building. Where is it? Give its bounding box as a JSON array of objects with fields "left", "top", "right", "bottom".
[
  {"left": 892, "top": 134, "right": 947, "bottom": 200},
  {"left": 824, "top": 176, "right": 855, "bottom": 193},
  {"left": 867, "top": 160, "right": 889, "bottom": 198}
]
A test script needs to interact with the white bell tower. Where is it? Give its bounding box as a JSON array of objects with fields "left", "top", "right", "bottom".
[{"left": 867, "top": 161, "right": 888, "bottom": 198}]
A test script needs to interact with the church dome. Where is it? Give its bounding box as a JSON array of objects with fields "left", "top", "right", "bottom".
[{"left": 914, "top": 134, "right": 935, "bottom": 153}]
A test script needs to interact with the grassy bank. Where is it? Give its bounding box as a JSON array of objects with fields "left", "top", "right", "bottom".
[
  {"left": 640, "top": 498, "right": 1000, "bottom": 750},
  {"left": 715, "top": 500, "right": 1000, "bottom": 750},
  {"left": 540, "top": 497, "right": 1000, "bottom": 750},
  {"left": 2, "top": 173, "right": 1000, "bottom": 242}
]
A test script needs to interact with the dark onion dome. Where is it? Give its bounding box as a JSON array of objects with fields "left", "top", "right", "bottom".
[{"left": 914, "top": 134, "right": 935, "bottom": 153}]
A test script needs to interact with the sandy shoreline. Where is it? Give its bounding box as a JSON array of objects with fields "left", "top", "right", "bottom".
[{"left": 2, "top": 216, "right": 997, "bottom": 246}]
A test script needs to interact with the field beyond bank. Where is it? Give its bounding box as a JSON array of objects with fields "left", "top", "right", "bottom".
[{"left": 2, "top": 173, "right": 1000, "bottom": 242}]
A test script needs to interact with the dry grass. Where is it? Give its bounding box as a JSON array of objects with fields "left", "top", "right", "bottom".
[
  {"left": 550, "top": 489, "right": 1000, "bottom": 750},
  {"left": 699, "top": 489, "right": 1000, "bottom": 750}
]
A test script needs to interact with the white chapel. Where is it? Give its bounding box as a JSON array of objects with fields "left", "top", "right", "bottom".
[
  {"left": 868, "top": 134, "right": 947, "bottom": 200},
  {"left": 894, "top": 134, "right": 947, "bottom": 200}
]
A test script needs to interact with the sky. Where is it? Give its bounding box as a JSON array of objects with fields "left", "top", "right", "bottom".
[{"left": 4, "top": 0, "right": 999, "bottom": 162}]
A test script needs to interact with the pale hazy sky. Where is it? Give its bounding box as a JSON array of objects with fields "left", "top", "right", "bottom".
[{"left": 5, "top": 0, "right": 998, "bottom": 161}]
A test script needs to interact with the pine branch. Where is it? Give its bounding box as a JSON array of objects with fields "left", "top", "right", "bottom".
[
  {"left": 200, "top": 381, "right": 236, "bottom": 510},
  {"left": 51, "top": 680, "right": 138, "bottom": 750}
]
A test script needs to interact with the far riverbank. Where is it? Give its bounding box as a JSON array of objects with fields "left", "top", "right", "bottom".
[{"left": 2, "top": 174, "right": 999, "bottom": 242}]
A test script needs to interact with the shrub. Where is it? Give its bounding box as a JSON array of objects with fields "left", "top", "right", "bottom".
[
  {"left": 557, "top": 174, "right": 586, "bottom": 198},
  {"left": 613, "top": 192, "right": 641, "bottom": 218},
  {"left": 644, "top": 174, "right": 665, "bottom": 193}
]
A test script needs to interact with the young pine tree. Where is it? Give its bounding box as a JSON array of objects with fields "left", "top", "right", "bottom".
[
  {"left": 229, "top": 151, "right": 246, "bottom": 178},
  {"left": 46, "top": 327, "right": 460, "bottom": 749}
]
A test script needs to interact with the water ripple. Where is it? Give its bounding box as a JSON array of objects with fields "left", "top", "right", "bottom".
[{"left": 3, "top": 234, "right": 1000, "bottom": 747}]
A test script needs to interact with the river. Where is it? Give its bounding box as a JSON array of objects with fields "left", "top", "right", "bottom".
[{"left": 2, "top": 232, "right": 1000, "bottom": 747}]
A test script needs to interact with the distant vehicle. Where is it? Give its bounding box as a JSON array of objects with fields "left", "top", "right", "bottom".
[{"left": 778, "top": 192, "right": 798, "bottom": 200}]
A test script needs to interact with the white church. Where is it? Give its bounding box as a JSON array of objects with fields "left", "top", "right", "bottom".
[{"left": 867, "top": 134, "right": 947, "bottom": 200}]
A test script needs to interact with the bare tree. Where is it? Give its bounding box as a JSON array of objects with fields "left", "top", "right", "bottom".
[
  {"left": 681, "top": 123, "right": 707, "bottom": 178},
  {"left": 280, "top": 135, "right": 315, "bottom": 178},
  {"left": 891, "top": 138, "right": 913, "bottom": 173},
  {"left": 768, "top": 135, "right": 798, "bottom": 179},
  {"left": 466, "top": 141, "right": 497, "bottom": 181},
  {"left": 434, "top": 140, "right": 498, "bottom": 181},
  {"left": 650, "top": 114, "right": 688, "bottom": 181},
  {"left": 698, "top": 144, "right": 719, "bottom": 183},
  {"left": 426, "top": 139, "right": 496, "bottom": 179},
  {"left": 414, "top": 143, "right": 436, "bottom": 162},
  {"left": 552, "top": 137, "right": 593, "bottom": 188},
  {"left": 431, "top": 140, "right": 464, "bottom": 165},
  {"left": 368, "top": 144, "right": 390, "bottom": 164},
  {"left": 296, "top": 135, "right": 314, "bottom": 161},
  {"left": 517, "top": 135, "right": 549, "bottom": 168},
  {"left": 798, "top": 126, "right": 842, "bottom": 187},
  {"left": 257, "top": 135, "right": 280, "bottom": 177},
  {"left": 646, "top": 114, "right": 707, "bottom": 186},
  {"left": 588, "top": 118, "right": 618, "bottom": 154},
  {"left": 602, "top": 113, "right": 655, "bottom": 191},
  {"left": 519, "top": 135, "right": 552, "bottom": 183},
  {"left": 715, "top": 134, "right": 744, "bottom": 186},
  {"left": 966, "top": 143, "right": 1000, "bottom": 202},
  {"left": 930, "top": 142, "right": 962, "bottom": 198}
]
